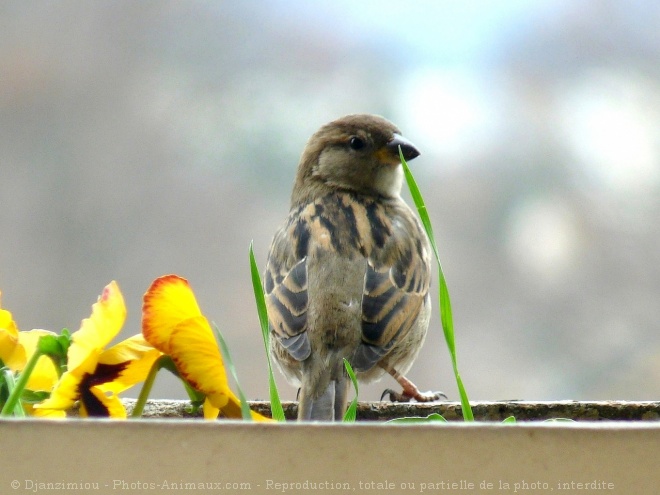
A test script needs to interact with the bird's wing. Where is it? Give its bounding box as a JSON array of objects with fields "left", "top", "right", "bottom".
[
  {"left": 265, "top": 196, "right": 431, "bottom": 370},
  {"left": 353, "top": 202, "right": 431, "bottom": 371},
  {"left": 264, "top": 205, "right": 311, "bottom": 361}
]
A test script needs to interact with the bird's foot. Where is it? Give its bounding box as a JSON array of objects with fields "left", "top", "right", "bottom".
[
  {"left": 380, "top": 388, "right": 447, "bottom": 403},
  {"left": 380, "top": 367, "right": 447, "bottom": 402}
]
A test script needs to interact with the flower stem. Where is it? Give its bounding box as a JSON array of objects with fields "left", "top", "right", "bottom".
[
  {"left": 131, "top": 355, "right": 174, "bottom": 418},
  {"left": 1, "top": 350, "right": 43, "bottom": 417}
]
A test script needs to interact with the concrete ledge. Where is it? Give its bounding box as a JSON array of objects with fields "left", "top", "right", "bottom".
[
  {"left": 1, "top": 418, "right": 658, "bottom": 494},
  {"left": 125, "top": 399, "right": 660, "bottom": 421}
]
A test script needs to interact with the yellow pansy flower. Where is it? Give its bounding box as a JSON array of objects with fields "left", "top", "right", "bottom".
[
  {"left": 1, "top": 292, "right": 60, "bottom": 413},
  {"left": 0, "top": 290, "right": 23, "bottom": 369},
  {"left": 34, "top": 282, "right": 161, "bottom": 418},
  {"left": 142, "top": 275, "right": 270, "bottom": 421}
]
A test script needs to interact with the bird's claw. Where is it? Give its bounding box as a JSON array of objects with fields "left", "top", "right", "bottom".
[
  {"left": 380, "top": 388, "right": 447, "bottom": 403},
  {"left": 380, "top": 388, "right": 405, "bottom": 402}
]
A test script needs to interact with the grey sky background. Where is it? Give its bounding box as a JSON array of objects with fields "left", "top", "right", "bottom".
[{"left": 2, "top": 1, "right": 659, "bottom": 402}]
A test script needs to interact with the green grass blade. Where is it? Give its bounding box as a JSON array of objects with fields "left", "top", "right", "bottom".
[
  {"left": 249, "top": 241, "right": 285, "bottom": 421},
  {"left": 387, "top": 413, "right": 447, "bottom": 423},
  {"left": 400, "top": 147, "right": 474, "bottom": 422},
  {"left": 1, "top": 368, "right": 25, "bottom": 417},
  {"left": 342, "top": 358, "right": 359, "bottom": 422},
  {"left": 1, "top": 344, "right": 44, "bottom": 417},
  {"left": 213, "top": 322, "right": 252, "bottom": 421}
]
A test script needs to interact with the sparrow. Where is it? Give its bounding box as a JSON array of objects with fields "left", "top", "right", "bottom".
[{"left": 264, "top": 114, "right": 439, "bottom": 420}]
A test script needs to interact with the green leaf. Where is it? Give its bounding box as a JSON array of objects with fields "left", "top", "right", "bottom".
[
  {"left": 0, "top": 369, "right": 8, "bottom": 404},
  {"left": 502, "top": 415, "right": 517, "bottom": 424},
  {"left": 387, "top": 413, "right": 448, "bottom": 423},
  {"left": 212, "top": 322, "right": 252, "bottom": 421},
  {"left": 56, "top": 328, "right": 72, "bottom": 355},
  {"left": 36, "top": 329, "right": 72, "bottom": 375},
  {"left": 249, "top": 241, "right": 285, "bottom": 421},
  {"left": 400, "top": 147, "right": 474, "bottom": 422},
  {"left": 20, "top": 389, "right": 50, "bottom": 404},
  {"left": 342, "top": 358, "right": 359, "bottom": 422},
  {"left": 37, "top": 335, "right": 63, "bottom": 356}
]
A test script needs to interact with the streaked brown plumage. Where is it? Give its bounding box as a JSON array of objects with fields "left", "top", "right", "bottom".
[{"left": 265, "top": 114, "right": 438, "bottom": 420}]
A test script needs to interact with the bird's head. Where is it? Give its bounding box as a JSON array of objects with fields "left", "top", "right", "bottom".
[{"left": 291, "top": 114, "right": 420, "bottom": 204}]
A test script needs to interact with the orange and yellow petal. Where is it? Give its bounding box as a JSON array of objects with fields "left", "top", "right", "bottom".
[
  {"left": 96, "top": 334, "right": 162, "bottom": 395},
  {"left": 168, "top": 315, "right": 231, "bottom": 407},
  {"left": 169, "top": 317, "right": 272, "bottom": 421},
  {"left": 33, "top": 368, "right": 84, "bottom": 412},
  {"left": 142, "top": 275, "right": 203, "bottom": 354},
  {"left": 98, "top": 334, "right": 156, "bottom": 365},
  {"left": 0, "top": 291, "right": 18, "bottom": 337},
  {"left": 0, "top": 299, "right": 18, "bottom": 336},
  {"left": 213, "top": 391, "right": 273, "bottom": 422},
  {"left": 142, "top": 275, "right": 272, "bottom": 422},
  {"left": 203, "top": 397, "right": 221, "bottom": 420},
  {"left": 0, "top": 302, "right": 23, "bottom": 369},
  {"left": 34, "top": 348, "right": 100, "bottom": 413},
  {"left": 0, "top": 330, "right": 23, "bottom": 369},
  {"left": 202, "top": 381, "right": 271, "bottom": 421},
  {"left": 31, "top": 407, "right": 66, "bottom": 419},
  {"left": 249, "top": 409, "right": 273, "bottom": 421},
  {"left": 68, "top": 281, "right": 126, "bottom": 371}
]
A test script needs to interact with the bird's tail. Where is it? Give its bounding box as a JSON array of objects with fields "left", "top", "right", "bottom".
[{"left": 297, "top": 374, "right": 349, "bottom": 421}]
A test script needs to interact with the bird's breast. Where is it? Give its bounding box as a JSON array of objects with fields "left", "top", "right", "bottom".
[{"left": 294, "top": 193, "right": 395, "bottom": 260}]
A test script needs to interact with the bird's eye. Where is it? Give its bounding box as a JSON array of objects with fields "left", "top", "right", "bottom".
[{"left": 349, "top": 136, "right": 366, "bottom": 151}]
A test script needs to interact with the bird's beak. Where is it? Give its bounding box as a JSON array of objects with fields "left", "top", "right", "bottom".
[{"left": 384, "top": 133, "right": 421, "bottom": 163}]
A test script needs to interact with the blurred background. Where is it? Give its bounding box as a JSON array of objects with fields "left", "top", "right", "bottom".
[{"left": 1, "top": 0, "right": 659, "bottom": 402}]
